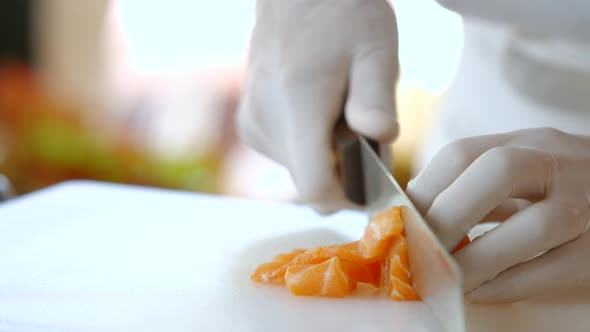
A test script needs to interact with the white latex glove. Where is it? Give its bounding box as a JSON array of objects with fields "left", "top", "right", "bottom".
[
  {"left": 435, "top": 0, "right": 590, "bottom": 42},
  {"left": 406, "top": 127, "right": 590, "bottom": 303},
  {"left": 238, "top": 0, "right": 400, "bottom": 214}
]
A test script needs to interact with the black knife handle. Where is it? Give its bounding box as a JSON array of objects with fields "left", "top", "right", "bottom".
[{"left": 334, "top": 115, "right": 379, "bottom": 205}]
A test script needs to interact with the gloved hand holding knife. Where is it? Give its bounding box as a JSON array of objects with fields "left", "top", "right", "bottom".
[{"left": 238, "top": 0, "right": 399, "bottom": 215}]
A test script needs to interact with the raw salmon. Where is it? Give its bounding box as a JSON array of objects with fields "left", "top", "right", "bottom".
[
  {"left": 382, "top": 235, "right": 420, "bottom": 301},
  {"left": 251, "top": 206, "right": 470, "bottom": 301},
  {"left": 285, "top": 257, "right": 350, "bottom": 297}
]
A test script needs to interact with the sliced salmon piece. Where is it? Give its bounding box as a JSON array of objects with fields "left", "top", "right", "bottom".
[
  {"left": 327, "top": 241, "right": 375, "bottom": 262},
  {"left": 285, "top": 257, "right": 350, "bottom": 297},
  {"left": 253, "top": 246, "right": 347, "bottom": 284},
  {"left": 341, "top": 260, "right": 381, "bottom": 288},
  {"left": 359, "top": 207, "right": 404, "bottom": 259},
  {"left": 251, "top": 261, "right": 287, "bottom": 284},
  {"left": 382, "top": 235, "right": 421, "bottom": 301},
  {"left": 389, "top": 277, "right": 421, "bottom": 301},
  {"left": 251, "top": 248, "right": 307, "bottom": 284},
  {"left": 384, "top": 236, "right": 411, "bottom": 285},
  {"left": 252, "top": 241, "right": 378, "bottom": 285},
  {"left": 296, "top": 241, "right": 376, "bottom": 264},
  {"left": 273, "top": 249, "right": 307, "bottom": 262}
]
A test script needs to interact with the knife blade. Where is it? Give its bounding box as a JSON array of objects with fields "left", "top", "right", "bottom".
[
  {"left": 334, "top": 119, "right": 465, "bottom": 332},
  {"left": 358, "top": 137, "right": 465, "bottom": 332}
]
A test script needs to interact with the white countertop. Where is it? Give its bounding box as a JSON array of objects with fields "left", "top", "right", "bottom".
[{"left": 0, "top": 181, "right": 587, "bottom": 331}]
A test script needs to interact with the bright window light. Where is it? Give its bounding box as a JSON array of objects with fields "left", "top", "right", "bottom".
[
  {"left": 395, "top": 0, "right": 464, "bottom": 95},
  {"left": 112, "top": 0, "right": 255, "bottom": 74}
]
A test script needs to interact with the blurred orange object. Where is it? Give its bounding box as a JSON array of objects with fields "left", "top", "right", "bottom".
[{"left": 0, "top": 63, "right": 221, "bottom": 194}]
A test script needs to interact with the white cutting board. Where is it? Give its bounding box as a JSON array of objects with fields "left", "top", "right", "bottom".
[{"left": 0, "top": 181, "right": 588, "bottom": 332}]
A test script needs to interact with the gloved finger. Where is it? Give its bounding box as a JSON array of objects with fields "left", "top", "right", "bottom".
[
  {"left": 343, "top": 0, "right": 399, "bottom": 144},
  {"left": 406, "top": 134, "right": 510, "bottom": 215},
  {"left": 480, "top": 198, "right": 531, "bottom": 223},
  {"left": 455, "top": 200, "right": 590, "bottom": 292},
  {"left": 466, "top": 224, "right": 590, "bottom": 304},
  {"left": 345, "top": 48, "right": 399, "bottom": 143},
  {"left": 283, "top": 75, "right": 351, "bottom": 215},
  {"left": 425, "top": 147, "right": 555, "bottom": 250}
]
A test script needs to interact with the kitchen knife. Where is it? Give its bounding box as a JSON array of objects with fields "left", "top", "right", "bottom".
[{"left": 334, "top": 119, "right": 465, "bottom": 332}]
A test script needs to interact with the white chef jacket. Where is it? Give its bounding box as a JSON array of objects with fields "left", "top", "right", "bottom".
[{"left": 414, "top": 1, "right": 590, "bottom": 173}]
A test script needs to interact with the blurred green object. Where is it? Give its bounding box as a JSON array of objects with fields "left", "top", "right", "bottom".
[{"left": 0, "top": 64, "right": 222, "bottom": 195}]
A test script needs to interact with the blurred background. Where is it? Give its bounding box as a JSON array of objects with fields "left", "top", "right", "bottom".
[{"left": 0, "top": 0, "right": 463, "bottom": 203}]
